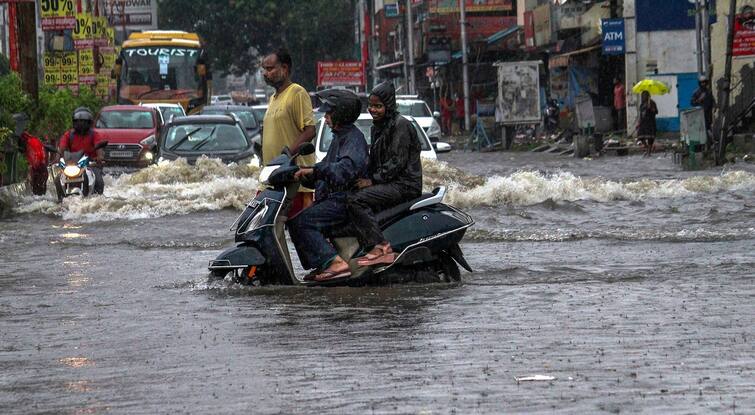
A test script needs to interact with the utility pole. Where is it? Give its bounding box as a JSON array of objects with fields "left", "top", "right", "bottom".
[
  {"left": 13, "top": 1, "right": 38, "bottom": 99},
  {"left": 406, "top": 0, "right": 416, "bottom": 94},
  {"left": 701, "top": 0, "right": 711, "bottom": 76},
  {"left": 369, "top": 0, "right": 379, "bottom": 89},
  {"left": 695, "top": 0, "right": 703, "bottom": 76},
  {"left": 460, "top": 0, "right": 470, "bottom": 133},
  {"left": 716, "top": 0, "right": 738, "bottom": 165}
]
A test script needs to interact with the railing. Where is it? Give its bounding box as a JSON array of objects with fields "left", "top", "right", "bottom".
[{"left": 727, "top": 65, "right": 755, "bottom": 134}]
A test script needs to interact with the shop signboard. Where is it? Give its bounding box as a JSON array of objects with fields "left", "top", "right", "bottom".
[
  {"left": 39, "top": 0, "right": 76, "bottom": 30},
  {"left": 733, "top": 11, "right": 755, "bottom": 57},
  {"left": 636, "top": 0, "right": 716, "bottom": 32},
  {"left": 60, "top": 51, "right": 78, "bottom": 86},
  {"left": 103, "top": 0, "right": 158, "bottom": 31},
  {"left": 601, "top": 18, "right": 625, "bottom": 55},
  {"left": 317, "top": 61, "right": 365, "bottom": 87}
]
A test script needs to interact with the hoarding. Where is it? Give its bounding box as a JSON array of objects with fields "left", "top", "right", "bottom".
[
  {"left": 733, "top": 12, "right": 755, "bottom": 57},
  {"left": 39, "top": 0, "right": 76, "bottom": 30},
  {"left": 636, "top": 0, "right": 716, "bottom": 32},
  {"left": 429, "top": 0, "right": 514, "bottom": 14},
  {"left": 317, "top": 61, "right": 365, "bottom": 87}
]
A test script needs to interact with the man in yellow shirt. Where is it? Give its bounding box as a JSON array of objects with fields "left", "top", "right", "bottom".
[{"left": 260, "top": 49, "right": 317, "bottom": 216}]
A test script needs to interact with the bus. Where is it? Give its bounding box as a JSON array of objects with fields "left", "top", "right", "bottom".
[{"left": 114, "top": 31, "right": 211, "bottom": 114}]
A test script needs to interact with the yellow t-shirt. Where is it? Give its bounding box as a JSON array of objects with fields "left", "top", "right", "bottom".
[{"left": 262, "top": 82, "right": 316, "bottom": 168}]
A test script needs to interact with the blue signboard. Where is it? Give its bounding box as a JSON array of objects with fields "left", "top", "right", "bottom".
[
  {"left": 602, "top": 18, "right": 625, "bottom": 55},
  {"left": 636, "top": 0, "right": 716, "bottom": 32},
  {"left": 385, "top": 3, "right": 399, "bottom": 18}
]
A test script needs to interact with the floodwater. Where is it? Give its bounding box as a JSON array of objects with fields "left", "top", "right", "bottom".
[{"left": 1, "top": 152, "right": 753, "bottom": 414}]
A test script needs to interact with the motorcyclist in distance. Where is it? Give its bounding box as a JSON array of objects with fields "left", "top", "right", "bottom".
[{"left": 57, "top": 107, "right": 106, "bottom": 193}]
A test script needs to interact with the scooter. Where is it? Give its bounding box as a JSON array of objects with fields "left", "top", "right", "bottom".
[
  {"left": 208, "top": 143, "right": 474, "bottom": 286},
  {"left": 44, "top": 141, "right": 108, "bottom": 202}
]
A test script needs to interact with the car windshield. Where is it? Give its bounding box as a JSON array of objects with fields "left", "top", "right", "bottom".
[
  {"left": 160, "top": 106, "right": 185, "bottom": 120},
  {"left": 397, "top": 102, "right": 431, "bottom": 117},
  {"left": 202, "top": 109, "right": 258, "bottom": 130},
  {"left": 96, "top": 110, "right": 154, "bottom": 129},
  {"left": 164, "top": 123, "right": 248, "bottom": 152},
  {"left": 252, "top": 107, "right": 266, "bottom": 124},
  {"left": 318, "top": 118, "right": 430, "bottom": 152}
]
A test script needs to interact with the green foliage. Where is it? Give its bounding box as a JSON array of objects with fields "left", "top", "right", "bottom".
[
  {"left": 31, "top": 86, "right": 106, "bottom": 141},
  {"left": 0, "top": 72, "right": 32, "bottom": 130},
  {"left": 0, "top": 53, "right": 9, "bottom": 76},
  {"left": 158, "top": 0, "right": 356, "bottom": 89}
]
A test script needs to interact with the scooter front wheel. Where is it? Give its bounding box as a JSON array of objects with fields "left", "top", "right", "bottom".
[{"left": 54, "top": 175, "right": 64, "bottom": 203}]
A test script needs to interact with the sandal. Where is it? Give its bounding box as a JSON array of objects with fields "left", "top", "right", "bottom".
[
  {"left": 313, "top": 269, "right": 352, "bottom": 282},
  {"left": 357, "top": 243, "right": 392, "bottom": 261},
  {"left": 302, "top": 269, "right": 321, "bottom": 281},
  {"left": 357, "top": 252, "right": 397, "bottom": 267}
]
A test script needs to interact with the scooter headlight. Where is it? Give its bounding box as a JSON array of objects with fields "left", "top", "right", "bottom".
[
  {"left": 247, "top": 205, "right": 269, "bottom": 231},
  {"left": 63, "top": 165, "right": 82, "bottom": 178},
  {"left": 259, "top": 165, "right": 279, "bottom": 184}
]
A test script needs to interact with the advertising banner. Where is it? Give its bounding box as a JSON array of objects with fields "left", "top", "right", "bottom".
[
  {"left": 78, "top": 49, "right": 96, "bottom": 84},
  {"left": 60, "top": 51, "right": 78, "bottom": 86},
  {"left": 429, "top": 0, "right": 514, "bottom": 14},
  {"left": 73, "top": 12, "right": 94, "bottom": 49},
  {"left": 317, "top": 61, "right": 365, "bottom": 87},
  {"left": 733, "top": 12, "right": 755, "bottom": 57},
  {"left": 39, "top": 0, "right": 76, "bottom": 30},
  {"left": 103, "top": 0, "right": 158, "bottom": 31},
  {"left": 601, "top": 18, "right": 625, "bottom": 55},
  {"left": 43, "top": 53, "right": 62, "bottom": 87}
]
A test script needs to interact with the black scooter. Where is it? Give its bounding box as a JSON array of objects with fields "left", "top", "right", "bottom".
[{"left": 208, "top": 144, "right": 474, "bottom": 286}]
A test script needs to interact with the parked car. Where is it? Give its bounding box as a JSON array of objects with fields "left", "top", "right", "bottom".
[
  {"left": 94, "top": 105, "right": 160, "bottom": 166},
  {"left": 314, "top": 113, "right": 450, "bottom": 163},
  {"left": 157, "top": 114, "right": 255, "bottom": 165},
  {"left": 396, "top": 98, "right": 442, "bottom": 142},
  {"left": 140, "top": 102, "right": 186, "bottom": 124}
]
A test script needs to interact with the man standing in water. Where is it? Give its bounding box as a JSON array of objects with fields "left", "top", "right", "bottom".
[{"left": 260, "top": 49, "right": 317, "bottom": 215}]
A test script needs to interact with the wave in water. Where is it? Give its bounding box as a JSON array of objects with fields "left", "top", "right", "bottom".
[
  {"left": 9, "top": 158, "right": 755, "bottom": 222},
  {"left": 466, "top": 227, "right": 755, "bottom": 243}
]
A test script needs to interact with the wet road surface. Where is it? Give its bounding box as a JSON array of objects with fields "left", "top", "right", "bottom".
[{"left": 1, "top": 152, "right": 753, "bottom": 414}]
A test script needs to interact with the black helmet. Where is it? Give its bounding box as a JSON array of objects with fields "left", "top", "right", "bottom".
[
  {"left": 72, "top": 107, "right": 94, "bottom": 122},
  {"left": 317, "top": 89, "right": 361, "bottom": 127}
]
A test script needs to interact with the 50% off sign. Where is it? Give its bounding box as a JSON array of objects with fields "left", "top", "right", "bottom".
[{"left": 40, "top": 0, "right": 76, "bottom": 31}]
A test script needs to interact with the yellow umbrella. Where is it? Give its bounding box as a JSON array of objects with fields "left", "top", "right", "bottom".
[{"left": 632, "top": 79, "right": 670, "bottom": 95}]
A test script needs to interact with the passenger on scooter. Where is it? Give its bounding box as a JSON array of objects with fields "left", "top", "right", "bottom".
[
  {"left": 57, "top": 107, "right": 106, "bottom": 193},
  {"left": 287, "top": 90, "right": 368, "bottom": 282},
  {"left": 348, "top": 82, "right": 423, "bottom": 266}
]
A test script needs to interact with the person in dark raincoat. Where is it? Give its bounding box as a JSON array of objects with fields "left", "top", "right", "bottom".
[
  {"left": 637, "top": 90, "right": 658, "bottom": 157},
  {"left": 287, "top": 90, "right": 368, "bottom": 282},
  {"left": 690, "top": 75, "right": 715, "bottom": 140},
  {"left": 348, "top": 81, "right": 423, "bottom": 266}
]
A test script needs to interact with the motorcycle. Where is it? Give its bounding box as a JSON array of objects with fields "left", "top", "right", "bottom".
[
  {"left": 44, "top": 141, "right": 108, "bottom": 202},
  {"left": 208, "top": 143, "right": 474, "bottom": 286}
]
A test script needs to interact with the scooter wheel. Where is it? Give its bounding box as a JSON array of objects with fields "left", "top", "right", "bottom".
[
  {"left": 439, "top": 256, "right": 461, "bottom": 282},
  {"left": 54, "top": 176, "right": 64, "bottom": 203}
]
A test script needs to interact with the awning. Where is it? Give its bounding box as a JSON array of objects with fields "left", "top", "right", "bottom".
[
  {"left": 486, "top": 26, "right": 520, "bottom": 45},
  {"left": 375, "top": 61, "right": 404, "bottom": 71},
  {"left": 548, "top": 44, "right": 601, "bottom": 67}
]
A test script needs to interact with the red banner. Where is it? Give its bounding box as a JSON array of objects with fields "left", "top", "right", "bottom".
[
  {"left": 733, "top": 11, "right": 755, "bottom": 57},
  {"left": 317, "top": 61, "right": 365, "bottom": 87}
]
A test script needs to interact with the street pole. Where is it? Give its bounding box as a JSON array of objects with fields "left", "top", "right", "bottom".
[
  {"left": 701, "top": 0, "right": 711, "bottom": 76},
  {"left": 369, "top": 0, "right": 379, "bottom": 89},
  {"left": 695, "top": 0, "right": 703, "bottom": 76},
  {"left": 716, "top": 0, "right": 737, "bottom": 165},
  {"left": 15, "top": 1, "right": 39, "bottom": 100},
  {"left": 460, "top": 0, "right": 471, "bottom": 133},
  {"left": 406, "top": 0, "right": 416, "bottom": 95}
]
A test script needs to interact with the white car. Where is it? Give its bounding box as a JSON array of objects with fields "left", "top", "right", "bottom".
[
  {"left": 396, "top": 98, "right": 442, "bottom": 142},
  {"left": 211, "top": 95, "right": 232, "bottom": 105},
  {"left": 139, "top": 102, "right": 186, "bottom": 124},
  {"left": 314, "top": 113, "right": 445, "bottom": 163}
]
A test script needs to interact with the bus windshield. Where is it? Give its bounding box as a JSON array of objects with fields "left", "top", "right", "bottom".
[{"left": 120, "top": 46, "right": 201, "bottom": 101}]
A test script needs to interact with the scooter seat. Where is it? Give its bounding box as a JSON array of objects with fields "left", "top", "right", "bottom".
[{"left": 327, "top": 192, "right": 436, "bottom": 239}]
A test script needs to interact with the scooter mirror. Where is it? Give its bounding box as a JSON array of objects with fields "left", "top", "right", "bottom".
[
  {"left": 298, "top": 142, "right": 315, "bottom": 156},
  {"left": 94, "top": 140, "right": 109, "bottom": 150}
]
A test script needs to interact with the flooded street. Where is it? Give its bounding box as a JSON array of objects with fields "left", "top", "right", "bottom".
[{"left": 1, "top": 152, "right": 754, "bottom": 414}]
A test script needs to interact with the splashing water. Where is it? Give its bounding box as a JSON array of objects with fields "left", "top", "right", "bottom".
[{"left": 8, "top": 158, "right": 755, "bottom": 222}]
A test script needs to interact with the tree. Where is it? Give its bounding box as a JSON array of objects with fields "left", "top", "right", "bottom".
[{"left": 158, "top": 0, "right": 356, "bottom": 89}]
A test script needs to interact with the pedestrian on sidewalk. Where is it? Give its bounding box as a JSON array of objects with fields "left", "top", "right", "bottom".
[
  {"left": 690, "top": 75, "right": 715, "bottom": 141},
  {"left": 613, "top": 77, "right": 626, "bottom": 131},
  {"left": 440, "top": 93, "right": 453, "bottom": 136},
  {"left": 454, "top": 93, "right": 465, "bottom": 134},
  {"left": 637, "top": 91, "right": 658, "bottom": 157}
]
